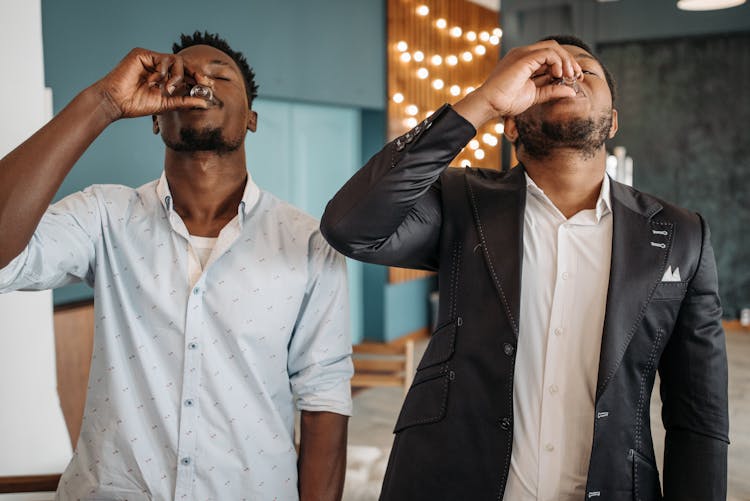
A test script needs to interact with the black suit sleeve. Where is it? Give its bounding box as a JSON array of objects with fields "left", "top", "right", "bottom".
[
  {"left": 658, "top": 215, "right": 729, "bottom": 501},
  {"left": 320, "top": 105, "right": 475, "bottom": 270}
]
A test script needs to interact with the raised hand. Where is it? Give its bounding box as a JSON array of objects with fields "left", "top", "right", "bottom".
[
  {"left": 454, "top": 40, "right": 583, "bottom": 128},
  {"left": 94, "top": 48, "right": 210, "bottom": 120}
]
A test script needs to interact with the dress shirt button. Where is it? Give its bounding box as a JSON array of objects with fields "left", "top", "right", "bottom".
[
  {"left": 549, "top": 384, "right": 559, "bottom": 395},
  {"left": 193, "top": 287, "right": 201, "bottom": 296},
  {"left": 554, "top": 327, "right": 563, "bottom": 337},
  {"left": 562, "top": 272, "right": 570, "bottom": 280},
  {"left": 545, "top": 443, "right": 555, "bottom": 452},
  {"left": 499, "top": 417, "right": 511, "bottom": 431},
  {"left": 180, "top": 457, "right": 192, "bottom": 466},
  {"left": 184, "top": 399, "right": 194, "bottom": 407},
  {"left": 188, "top": 342, "right": 198, "bottom": 350},
  {"left": 503, "top": 343, "right": 515, "bottom": 356}
]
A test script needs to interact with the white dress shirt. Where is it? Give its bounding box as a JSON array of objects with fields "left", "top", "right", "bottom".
[
  {"left": 0, "top": 172, "right": 353, "bottom": 501},
  {"left": 503, "top": 173, "right": 613, "bottom": 501}
]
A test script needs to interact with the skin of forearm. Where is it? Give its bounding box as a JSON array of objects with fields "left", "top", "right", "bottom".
[
  {"left": 298, "top": 410, "right": 348, "bottom": 501},
  {"left": 0, "top": 84, "right": 116, "bottom": 268}
]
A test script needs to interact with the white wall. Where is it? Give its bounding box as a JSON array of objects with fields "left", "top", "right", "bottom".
[{"left": 0, "top": 0, "right": 73, "bottom": 479}]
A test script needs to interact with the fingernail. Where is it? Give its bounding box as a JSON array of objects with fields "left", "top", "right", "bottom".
[{"left": 167, "top": 85, "right": 176, "bottom": 95}]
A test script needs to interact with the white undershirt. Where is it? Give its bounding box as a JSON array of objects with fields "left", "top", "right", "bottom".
[
  {"left": 189, "top": 234, "right": 218, "bottom": 272},
  {"left": 503, "top": 174, "right": 613, "bottom": 501}
]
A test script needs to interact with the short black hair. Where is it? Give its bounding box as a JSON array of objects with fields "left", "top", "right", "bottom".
[
  {"left": 173, "top": 31, "right": 259, "bottom": 108},
  {"left": 540, "top": 35, "right": 617, "bottom": 105}
]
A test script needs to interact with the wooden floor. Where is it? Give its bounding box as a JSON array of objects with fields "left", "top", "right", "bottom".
[{"left": 347, "top": 329, "right": 750, "bottom": 500}]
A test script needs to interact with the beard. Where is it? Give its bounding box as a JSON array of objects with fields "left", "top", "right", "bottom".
[
  {"left": 514, "top": 109, "right": 613, "bottom": 160},
  {"left": 163, "top": 126, "right": 244, "bottom": 155}
]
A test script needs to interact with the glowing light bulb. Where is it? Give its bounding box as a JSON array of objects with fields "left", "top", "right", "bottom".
[
  {"left": 396, "top": 41, "right": 408, "bottom": 52},
  {"left": 489, "top": 35, "right": 500, "bottom": 46},
  {"left": 425, "top": 110, "right": 434, "bottom": 118},
  {"left": 405, "top": 104, "right": 419, "bottom": 116},
  {"left": 482, "top": 133, "right": 498, "bottom": 147},
  {"left": 474, "top": 148, "right": 485, "bottom": 160},
  {"left": 494, "top": 122, "right": 505, "bottom": 134},
  {"left": 493, "top": 28, "right": 503, "bottom": 37},
  {"left": 400, "top": 52, "right": 412, "bottom": 63},
  {"left": 450, "top": 27, "right": 463, "bottom": 38},
  {"left": 413, "top": 51, "right": 424, "bottom": 62},
  {"left": 404, "top": 117, "right": 418, "bottom": 128},
  {"left": 446, "top": 55, "right": 458, "bottom": 66},
  {"left": 474, "top": 45, "right": 487, "bottom": 56},
  {"left": 431, "top": 55, "right": 443, "bottom": 65},
  {"left": 416, "top": 67, "right": 429, "bottom": 79},
  {"left": 449, "top": 85, "right": 461, "bottom": 96},
  {"left": 462, "top": 51, "right": 473, "bottom": 62},
  {"left": 465, "top": 31, "right": 477, "bottom": 42},
  {"left": 435, "top": 18, "right": 447, "bottom": 29},
  {"left": 460, "top": 159, "right": 472, "bottom": 167},
  {"left": 416, "top": 5, "right": 429, "bottom": 16},
  {"left": 464, "top": 86, "right": 475, "bottom": 95},
  {"left": 479, "top": 31, "right": 490, "bottom": 42},
  {"left": 469, "top": 139, "right": 480, "bottom": 150},
  {"left": 432, "top": 79, "right": 444, "bottom": 90},
  {"left": 392, "top": 92, "right": 404, "bottom": 104}
]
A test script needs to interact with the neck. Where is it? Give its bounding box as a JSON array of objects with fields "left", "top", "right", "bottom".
[
  {"left": 164, "top": 148, "right": 248, "bottom": 237},
  {"left": 520, "top": 147, "right": 607, "bottom": 219}
]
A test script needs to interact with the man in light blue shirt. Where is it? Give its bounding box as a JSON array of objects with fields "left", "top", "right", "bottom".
[{"left": 0, "top": 31, "right": 353, "bottom": 501}]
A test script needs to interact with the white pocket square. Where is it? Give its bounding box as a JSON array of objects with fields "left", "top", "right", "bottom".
[{"left": 661, "top": 266, "right": 681, "bottom": 282}]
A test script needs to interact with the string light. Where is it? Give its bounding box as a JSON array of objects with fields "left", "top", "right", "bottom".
[
  {"left": 413, "top": 51, "right": 425, "bottom": 62},
  {"left": 464, "top": 86, "right": 475, "bottom": 95},
  {"left": 465, "top": 31, "right": 477, "bottom": 42},
  {"left": 431, "top": 55, "right": 443, "bottom": 65},
  {"left": 406, "top": 104, "right": 419, "bottom": 116},
  {"left": 474, "top": 45, "right": 486, "bottom": 56},
  {"left": 404, "top": 117, "right": 418, "bottom": 128},
  {"left": 416, "top": 5, "right": 429, "bottom": 16},
  {"left": 462, "top": 51, "right": 473, "bottom": 62},
  {"left": 460, "top": 159, "right": 472, "bottom": 167},
  {"left": 489, "top": 35, "right": 500, "bottom": 46},
  {"left": 479, "top": 31, "right": 490, "bottom": 42},
  {"left": 393, "top": 92, "right": 404, "bottom": 103},
  {"left": 469, "top": 139, "right": 480, "bottom": 150},
  {"left": 494, "top": 123, "right": 504, "bottom": 134},
  {"left": 400, "top": 52, "right": 412, "bottom": 63},
  {"left": 432, "top": 79, "right": 444, "bottom": 90},
  {"left": 474, "top": 148, "right": 485, "bottom": 160},
  {"left": 449, "top": 26, "right": 463, "bottom": 37},
  {"left": 435, "top": 18, "right": 447, "bottom": 29},
  {"left": 446, "top": 55, "right": 458, "bottom": 66},
  {"left": 425, "top": 110, "right": 434, "bottom": 118},
  {"left": 493, "top": 28, "right": 503, "bottom": 37},
  {"left": 416, "top": 67, "right": 429, "bottom": 79},
  {"left": 449, "top": 85, "right": 461, "bottom": 96},
  {"left": 482, "top": 133, "right": 498, "bottom": 146},
  {"left": 396, "top": 41, "right": 408, "bottom": 52}
]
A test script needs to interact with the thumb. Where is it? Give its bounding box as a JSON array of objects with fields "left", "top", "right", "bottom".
[
  {"left": 163, "top": 96, "right": 209, "bottom": 111},
  {"left": 535, "top": 84, "right": 576, "bottom": 105}
]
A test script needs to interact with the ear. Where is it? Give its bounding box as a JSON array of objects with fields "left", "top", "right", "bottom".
[
  {"left": 152, "top": 115, "right": 160, "bottom": 135},
  {"left": 503, "top": 116, "right": 518, "bottom": 143},
  {"left": 608, "top": 109, "right": 618, "bottom": 139},
  {"left": 247, "top": 110, "right": 258, "bottom": 133}
]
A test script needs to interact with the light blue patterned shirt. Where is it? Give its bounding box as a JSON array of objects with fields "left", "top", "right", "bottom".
[{"left": 0, "top": 172, "right": 353, "bottom": 501}]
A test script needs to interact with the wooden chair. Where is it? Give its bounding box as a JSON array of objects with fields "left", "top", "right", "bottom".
[{"left": 351, "top": 340, "right": 415, "bottom": 395}]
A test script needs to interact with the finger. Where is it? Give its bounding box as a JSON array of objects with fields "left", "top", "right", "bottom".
[
  {"left": 164, "top": 96, "right": 210, "bottom": 111},
  {"left": 165, "top": 55, "right": 185, "bottom": 95},
  {"left": 526, "top": 41, "right": 582, "bottom": 78},
  {"left": 536, "top": 83, "right": 577, "bottom": 104},
  {"left": 193, "top": 71, "right": 215, "bottom": 88},
  {"left": 524, "top": 48, "right": 565, "bottom": 79}
]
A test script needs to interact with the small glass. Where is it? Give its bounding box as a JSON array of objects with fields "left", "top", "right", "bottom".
[
  {"left": 553, "top": 73, "right": 582, "bottom": 93},
  {"left": 189, "top": 84, "right": 214, "bottom": 101}
]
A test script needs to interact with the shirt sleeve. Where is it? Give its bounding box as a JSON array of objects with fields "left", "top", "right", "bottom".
[
  {"left": 0, "top": 187, "right": 101, "bottom": 292},
  {"left": 287, "top": 230, "right": 353, "bottom": 416}
]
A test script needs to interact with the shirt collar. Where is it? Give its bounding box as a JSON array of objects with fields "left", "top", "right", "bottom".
[
  {"left": 156, "top": 170, "right": 261, "bottom": 224},
  {"left": 524, "top": 172, "right": 612, "bottom": 222}
]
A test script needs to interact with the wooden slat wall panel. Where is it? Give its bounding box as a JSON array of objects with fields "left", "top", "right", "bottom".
[
  {"left": 387, "top": 0, "right": 502, "bottom": 284},
  {"left": 53, "top": 302, "right": 95, "bottom": 448}
]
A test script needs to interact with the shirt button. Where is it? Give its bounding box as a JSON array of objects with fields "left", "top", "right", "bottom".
[
  {"left": 503, "top": 343, "right": 515, "bottom": 356},
  {"left": 549, "top": 384, "right": 559, "bottom": 395},
  {"left": 193, "top": 287, "right": 201, "bottom": 296},
  {"left": 184, "top": 399, "right": 194, "bottom": 407},
  {"left": 554, "top": 327, "right": 563, "bottom": 337},
  {"left": 188, "top": 342, "right": 198, "bottom": 350},
  {"left": 499, "top": 417, "right": 512, "bottom": 431},
  {"left": 562, "top": 272, "right": 570, "bottom": 280},
  {"left": 180, "top": 457, "right": 192, "bottom": 466},
  {"left": 545, "top": 443, "right": 555, "bottom": 452}
]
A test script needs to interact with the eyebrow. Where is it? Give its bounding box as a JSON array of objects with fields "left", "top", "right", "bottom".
[
  {"left": 208, "top": 60, "right": 231, "bottom": 67},
  {"left": 575, "top": 53, "right": 597, "bottom": 62}
]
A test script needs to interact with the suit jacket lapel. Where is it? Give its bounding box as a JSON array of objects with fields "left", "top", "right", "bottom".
[
  {"left": 596, "top": 180, "right": 670, "bottom": 400},
  {"left": 465, "top": 166, "right": 526, "bottom": 338}
]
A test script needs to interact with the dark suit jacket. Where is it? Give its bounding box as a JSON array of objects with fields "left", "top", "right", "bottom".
[{"left": 321, "top": 105, "right": 729, "bottom": 501}]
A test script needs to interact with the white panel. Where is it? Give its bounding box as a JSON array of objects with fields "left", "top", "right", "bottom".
[{"left": 0, "top": 0, "right": 73, "bottom": 476}]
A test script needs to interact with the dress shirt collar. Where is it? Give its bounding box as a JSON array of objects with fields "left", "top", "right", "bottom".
[
  {"left": 524, "top": 171, "right": 612, "bottom": 223},
  {"left": 156, "top": 170, "right": 261, "bottom": 224}
]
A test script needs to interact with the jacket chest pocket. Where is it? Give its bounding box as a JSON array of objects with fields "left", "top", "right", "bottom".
[{"left": 393, "top": 319, "right": 457, "bottom": 433}]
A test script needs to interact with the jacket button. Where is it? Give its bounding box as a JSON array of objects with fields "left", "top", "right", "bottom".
[
  {"left": 503, "top": 343, "right": 515, "bottom": 356},
  {"left": 499, "top": 417, "right": 511, "bottom": 430}
]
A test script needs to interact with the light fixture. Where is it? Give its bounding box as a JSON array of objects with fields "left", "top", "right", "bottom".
[
  {"left": 446, "top": 55, "right": 458, "bottom": 66},
  {"left": 406, "top": 104, "right": 419, "bottom": 116},
  {"left": 450, "top": 26, "right": 463, "bottom": 37},
  {"left": 432, "top": 79, "right": 445, "bottom": 90},
  {"left": 435, "top": 18, "right": 447, "bottom": 29},
  {"left": 494, "top": 122, "right": 505, "bottom": 134},
  {"left": 404, "top": 117, "right": 418, "bottom": 128},
  {"left": 392, "top": 92, "right": 404, "bottom": 103},
  {"left": 466, "top": 31, "right": 477, "bottom": 42},
  {"left": 415, "top": 5, "right": 429, "bottom": 16},
  {"left": 462, "top": 51, "right": 473, "bottom": 62},
  {"left": 413, "top": 51, "right": 425, "bottom": 62},
  {"left": 396, "top": 41, "right": 408, "bottom": 52},
  {"left": 431, "top": 55, "right": 443, "bottom": 65},
  {"left": 474, "top": 149, "right": 485, "bottom": 160},
  {"left": 416, "top": 67, "right": 429, "bottom": 79},
  {"left": 677, "top": 0, "right": 745, "bottom": 9},
  {"left": 474, "top": 45, "right": 487, "bottom": 56},
  {"left": 400, "top": 52, "right": 412, "bottom": 63},
  {"left": 449, "top": 85, "right": 461, "bottom": 96}
]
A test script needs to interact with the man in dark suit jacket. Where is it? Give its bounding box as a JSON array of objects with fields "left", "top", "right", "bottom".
[{"left": 321, "top": 35, "right": 729, "bottom": 500}]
